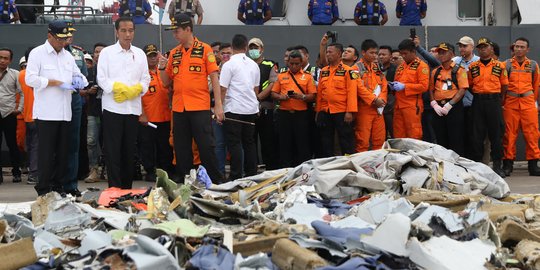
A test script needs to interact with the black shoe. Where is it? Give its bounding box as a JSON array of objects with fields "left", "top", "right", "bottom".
[
  {"left": 66, "top": 189, "right": 82, "bottom": 197},
  {"left": 503, "top": 160, "right": 513, "bottom": 176},
  {"left": 493, "top": 160, "right": 506, "bottom": 178},
  {"left": 528, "top": 160, "right": 540, "bottom": 176},
  {"left": 13, "top": 175, "right": 22, "bottom": 183},
  {"left": 27, "top": 176, "right": 38, "bottom": 185}
]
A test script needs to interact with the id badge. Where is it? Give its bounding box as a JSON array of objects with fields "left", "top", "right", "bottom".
[{"left": 442, "top": 83, "right": 448, "bottom": 91}]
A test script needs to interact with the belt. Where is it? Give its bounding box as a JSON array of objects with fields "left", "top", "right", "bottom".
[
  {"left": 473, "top": 93, "right": 500, "bottom": 100},
  {"left": 506, "top": 90, "right": 533, "bottom": 98},
  {"left": 279, "top": 109, "right": 307, "bottom": 114},
  {"left": 437, "top": 99, "right": 452, "bottom": 105}
]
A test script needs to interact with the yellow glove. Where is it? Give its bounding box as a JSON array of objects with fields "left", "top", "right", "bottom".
[
  {"left": 114, "top": 91, "right": 128, "bottom": 103},
  {"left": 112, "top": 82, "right": 129, "bottom": 93},
  {"left": 125, "top": 83, "right": 143, "bottom": 100}
]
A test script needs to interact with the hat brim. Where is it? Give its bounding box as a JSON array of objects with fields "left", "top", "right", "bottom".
[
  {"left": 54, "top": 33, "right": 70, "bottom": 38},
  {"left": 435, "top": 47, "right": 450, "bottom": 52},
  {"left": 145, "top": 51, "right": 158, "bottom": 56},
  {"left": 164, "top": 25, "right": 178, "bottom": 31},
  {"left": 476, "top": 43, "right": 491, "bottom": 48}
]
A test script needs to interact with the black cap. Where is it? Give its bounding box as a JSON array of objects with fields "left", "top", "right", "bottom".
[
  {"left": 434, "top": 42, "right": 455, "bottom": 53},
  {"left": 165, "top": 13, "right": 192, "bottom": 31},
  {"left": 476, "top": 37, "right": 493, "bottom": 48},
  {"left": 65, "top": 20, "right": 76, "bottom": 32},
  {"left": 143, "top": 44, "right": 158, "bottom": 55},
  {"left": 48, "top": 20, "right": 71, "bottom": 38}
]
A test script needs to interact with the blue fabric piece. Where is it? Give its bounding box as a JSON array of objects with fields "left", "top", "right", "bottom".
[
  {"left": 189, "top": 241, "right": 235, "bottom": 270},
  {"left": 237, "top": 0, "right": 271, "bottom": 25},
  {"left": 0, "top": 0, "right": 16, "bottom": 24},
  {"left": 354, "top": 1, "right": 387, "bottom": 25},
  {"left": 118, "top": 0, "right": 151, "bottom": 24},
  {"left": 311, "top": 220, "right": 373, "bottom": 246},
  {"left": 396, "top": 0, "right": 426, "bottom": 26},
  {"left": 316, "top": 256, "right": 393, "bottom": 270},
  {"left": 197, "top": 165, "right": 213, "bottom": 188},
  {"left": 462, "top": 90, "right": 473, "bottom": 107},
  {"left": 308, "top": 0, "right": 339, "bottom": 25},
  {"left": 307, "top": 196, "right": 352, "bottom": 216}
]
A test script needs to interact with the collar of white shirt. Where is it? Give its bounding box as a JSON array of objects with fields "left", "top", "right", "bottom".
[
  {"left": 45, "top": 40, "right": 67, "bottom": 56},
  {"left": 113, "top": 41, "right": 134, "bottom": 54}
]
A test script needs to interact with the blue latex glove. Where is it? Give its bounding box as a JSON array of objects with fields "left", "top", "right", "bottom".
[
  {"left": 72, "top": 75, "right": 87, "bottom": 90},
  {"left": 196, "top": 165, "right": 212, "bottom": 189},
  {"left": 59, "top": 82, "right": 75, "bottom": 92},
  {"left": 189, "top": 240, "right": 235, "bottom": 270},
  {"left": 462, "top": 90, "right": 473, "bottom": 107},
  {"left": 390, "top": 81, "right": 405, "bottom": 91}
]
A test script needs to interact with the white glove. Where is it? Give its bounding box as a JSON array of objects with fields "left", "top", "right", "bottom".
[
  {"left": 441, "top": 103, "right": 453, "bottom": 115},
  {"left": 430, "top": 100, "right": 444, "bottom": 116}
]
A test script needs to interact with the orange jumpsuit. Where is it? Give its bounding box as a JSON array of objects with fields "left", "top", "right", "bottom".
[
  {"left": 316, "top": 63, "right": 358, "bottom": 113},
  {"left": 15, "top": 93, "right": 25, "bottom": 152},
  {"left": 354, "top": 59, "right": 388, "bottom": 152},
  {"left": 393, "top": 57, "right": 430, "bottom": 139},
  {"left": 503, "top": 57, "right": 540, "bottom": 161}
]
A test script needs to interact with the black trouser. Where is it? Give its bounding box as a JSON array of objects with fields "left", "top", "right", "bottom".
[
  {"left": 422, "top": 108, "right": 437, "bottom": 144},
  {"left": 224, "top": 112, "right": 257, "bottom": 181},
  {"left": 278, "top": 110, "right": 311, "bottom": 167},
  {"left": 172, "top": 110, "right": 224, "bottom": 184},
  {"left": 138, "top": 121, "right": 174, "bottom": 176},
  {"left": 255, "top": 108, "right": 280, "bottom": 170},
  {"left": 78, "top": 103, "right": 89, "bottom": 179},
  {"left": 35, "top": 120, "right": 69, "bottom": 195},
  {"left": 463, "top": 106, "right": 475, "bottom": 160},
  {"left": 307, "top": 106, "right": 323, "bottom": 158},
  {"left": 471, "top": 94, "right": 504, "bottom": 162},
  {"left": 432, "top": 100, "right": 465, "bottom": 156},
  {"left": 0, "top": 113, "right": 21, "bottom": 177},
  {"left": 102, "top": 110, "right": 139, "bottom": 188},
  {"left": 383, "top": 93, "right": 395, "bottom": 139},
  {"left": 317, "top": 112, "right": 355, "bottom": 157}
]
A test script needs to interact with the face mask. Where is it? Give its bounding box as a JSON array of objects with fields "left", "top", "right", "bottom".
[
  {"left": 221, "top": 54, "right": 231, "bottom": 62},
  {"left": 248, "top": 49, "right": 261, "bottom": 60}
]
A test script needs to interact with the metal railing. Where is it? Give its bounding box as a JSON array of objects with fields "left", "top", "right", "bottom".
[{"left": 16, "top": 4, "right": 113, "bottom": 24}]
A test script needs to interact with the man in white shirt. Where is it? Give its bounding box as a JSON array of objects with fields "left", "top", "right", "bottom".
[
  {"left": 453, "top": 36, "right": 480, "bottom": 161},
  {"left": 25, "top": 20, "right": 88, "bottom": 196},
  {"left": 97, "top": 17, "right": 150, "bottom": 188},
  {"left": 219, "top": 34, "right": 260, "bottom": 181},
  {"left": 0, "top": 47, "right": 23, "bottom": 184}
]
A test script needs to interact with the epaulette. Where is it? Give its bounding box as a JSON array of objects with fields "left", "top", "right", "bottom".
[{"left": 72, "top": 45, "right": 84, "bottom": 52}]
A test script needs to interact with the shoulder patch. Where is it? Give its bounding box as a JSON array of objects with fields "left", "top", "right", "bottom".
[
  {"left": 349, "top": 70, "right": 359, "bottom": 80},
  {"left": 335, "top": 70, "right": 346, "bottom": 76},
  {"left": 208, "top": 53, "right": 216, "bottom": 63},
  {"left": 421, "top": 68, "right": 428, "bottom": 75},
  {"left": 321, "top": 70, "right": 330, "bottom": 77}
]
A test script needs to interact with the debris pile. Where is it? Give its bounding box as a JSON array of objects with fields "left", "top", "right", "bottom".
[{"left": 2, "top": 138, "right": 540, "bottom": 269}]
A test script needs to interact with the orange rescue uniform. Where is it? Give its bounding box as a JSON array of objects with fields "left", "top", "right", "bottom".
[
  {"left": 166, "top": 37, "right": 219, "bottom": 112},
  {"left": 272, "top": 69, "right": 317, "bottom": 111},
  {"left": 393, "top": 57, "right": 429, "bottom": 139},
  {"left": 468, "top": 59, "right": 509, "bottom": 94},
  {"left": 354, "top": 59, "right": 388, "bottom": 152},
  {"left": 316, "top": 62, "right": 358, "bottom": 113},
  {"left": 502, "top": 57, "right": 540, "bottom": 160},
  {"left": 430, "top": 63, "right": 469, "bottom": 101},
  {"left": 19, "top": 70, "right": 34, "bottom": 123},
  {"left": 142, "top": 68, "right": 171, "bottom": 122}
]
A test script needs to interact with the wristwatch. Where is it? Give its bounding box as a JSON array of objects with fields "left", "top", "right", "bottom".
[{"left": 302, "top": 94, "right": 306, "bottom": 100}]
